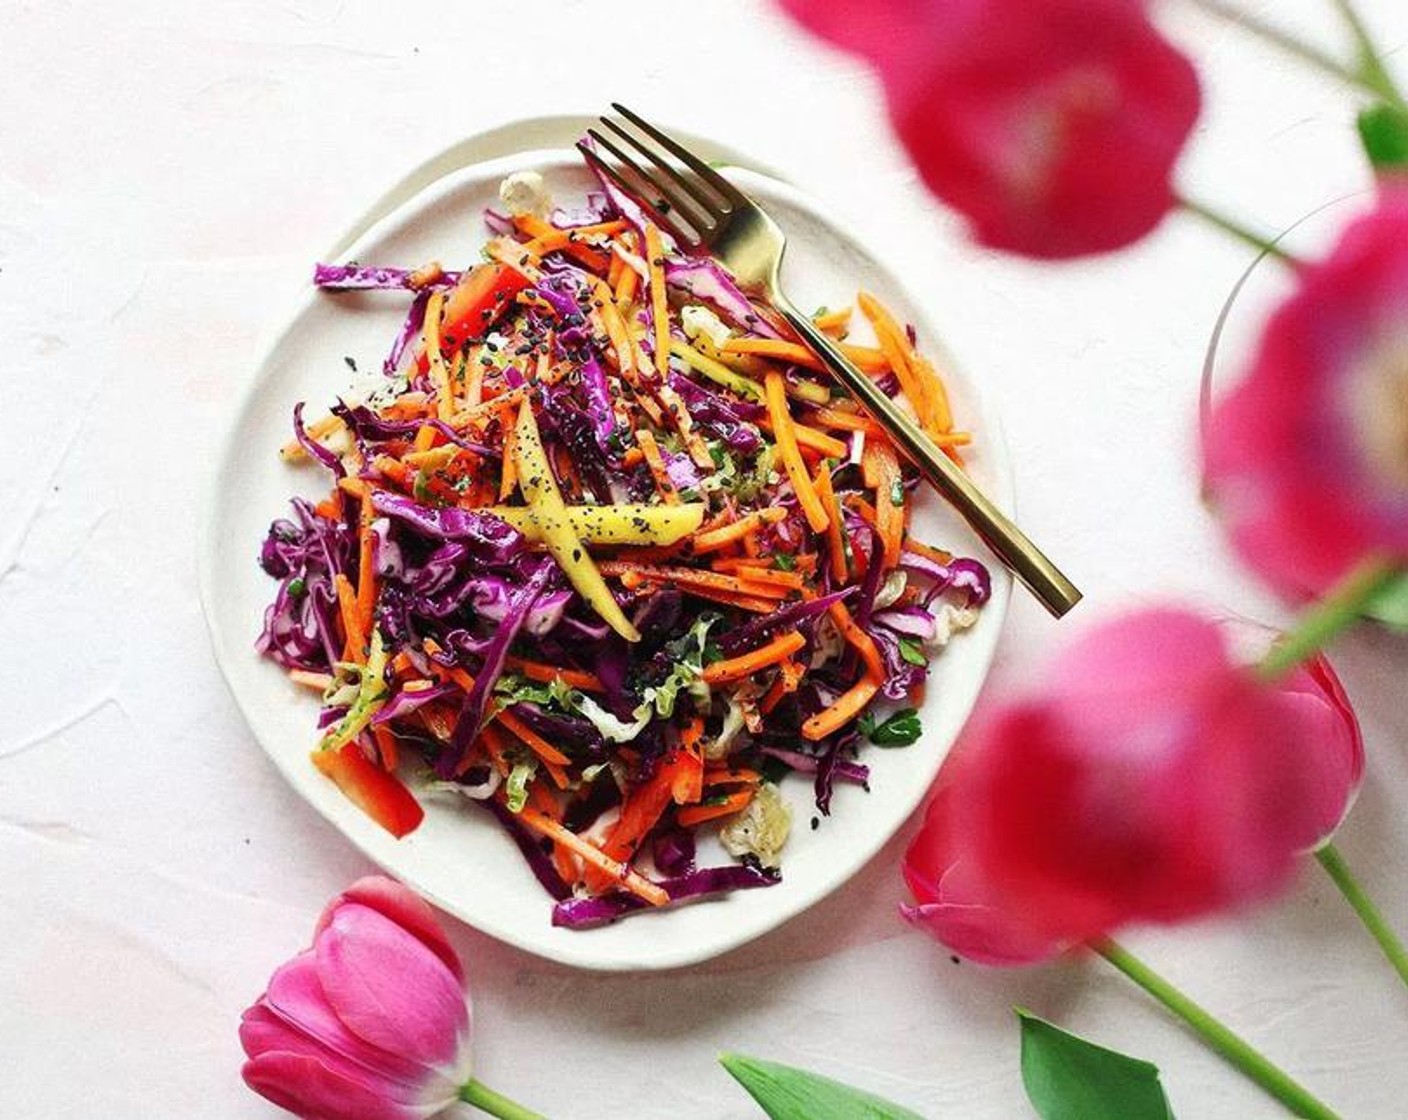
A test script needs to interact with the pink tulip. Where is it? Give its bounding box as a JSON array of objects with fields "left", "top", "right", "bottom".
[
  {"left": 777, "top": 0, "right": 1201, "bottom": 258},
  {"left": 1271, "top": 652, "right": 1364, "bottom": 848},
  {"left": 902, "top": 608, "right": 1364, "bottom": 962},
  {"left": 240, "top": 877, "right": 473, "bottom": 1120},
  {"left": 1203, "top": 187, "right": 1408, "bottom": 600},
  {"left": 902, "top": 786, "right": 1069, "bottom": 966}
]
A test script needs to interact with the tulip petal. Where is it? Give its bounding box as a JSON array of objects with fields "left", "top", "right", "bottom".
[
  {"left": 263, "top": 951, "right": 444, "bottom": 1092},
  {"left": 1046, "top": 607, "right": 1229, "bottom": 725},
  {"left": 1274, "top": 656, "right": 1365, "bottom": 847},
  {"left": 316, "top": 903, "right": 469, "bottom": 1070},
  {"left": 795, "top": 0, "right": 1200, "bottom": 259},
  {"left": 241, "top": 1001, "right": 438, "bottom": 1106},
  {"left": 1203, "top": 187, "right": 1408, "bottom": 599},
  {"left": 243, "top": 1051, "right": 439, "bottom": 1120},
  {"left": 315, "top": 876, "right": 465, "bottom": 984},
  {"left": 901, "top": 787, "right": 1067, "bottom": 966},
  {"left": 922, "top": 606, "right": 1352, "bottom": 952}
]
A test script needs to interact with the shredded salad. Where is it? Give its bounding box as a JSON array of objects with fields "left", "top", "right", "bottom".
[{"left": 257, "top": 161, "right": 991, "bottom": 928}]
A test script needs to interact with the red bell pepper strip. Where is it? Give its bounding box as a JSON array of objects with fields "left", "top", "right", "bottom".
[
  {"left": 312, "top": 743, "right": 424, "bottom": 838},
  {"left": 415, "top": 262, "right": 530, "bottom": 374}
]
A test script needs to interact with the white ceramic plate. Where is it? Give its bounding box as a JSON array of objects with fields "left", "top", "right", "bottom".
[{"left": 201, "top": 121, "right": 1012, "bottom": 971}]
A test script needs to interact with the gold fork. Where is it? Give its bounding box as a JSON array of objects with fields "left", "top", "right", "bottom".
[{"left": 579, "top": 105, "right": 1082, "bottom": 618}]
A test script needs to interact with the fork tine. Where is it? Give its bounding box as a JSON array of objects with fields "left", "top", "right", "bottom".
[
  {"left": 590, "top": 125, "right": 714, "bottom": 236},
  {"left": 610, "top": 103, "right": 746, "bottom": 208},
  {"left": 598, "top": 117, "right": 722, "bottom": 227},
  {"left": 575, "top": 139, "right": 697, "bottom": 249},
  {"left": 583, "top": 129, "right": 700, "bottom": 248}
]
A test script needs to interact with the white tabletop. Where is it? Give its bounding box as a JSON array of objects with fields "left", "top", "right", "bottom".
[{"left": 4, "top": 2, "right": 1408, "bottom": 1117}]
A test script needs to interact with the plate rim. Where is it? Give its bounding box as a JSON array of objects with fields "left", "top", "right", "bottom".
[{"left": 198, "top": 115, "right": 1014, "bottom": 971}]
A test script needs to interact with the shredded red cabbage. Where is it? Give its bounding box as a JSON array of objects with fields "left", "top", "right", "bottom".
[
  {"left": 551, "top": 864, "right": 781, "bottom": 929},
  {"left": 313, "top": 263, "right": 463, "bottom": 291}
]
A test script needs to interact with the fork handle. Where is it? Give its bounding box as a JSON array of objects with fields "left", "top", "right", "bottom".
[{"left": 775, "top": 300, "right": 1082, "bottom": 619}]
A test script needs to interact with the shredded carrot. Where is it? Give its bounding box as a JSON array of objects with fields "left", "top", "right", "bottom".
[
  {"left": 589, "top": 754, "right": 688, "bottom": 890},
  {"left": 405, "top": 443, "right": 455, "bottom": 473},
  {"left": 711, "top": 554, "right": 815, "bottom": 573},
  {"left": 863, "top": 440, "right": 904, "bottom": 569},
  {"left": 497, "top": 710, "right": 573, "bottom": 768},
  {"left": 856, "top": 291, "right": 963, "bottom": 464},
  {"left": 691, "top": 508, "right": 786, "bottom": 554},
  {"left": 527, "top": 778, "right": 560, "bottom": 818},
  {"left": 614, "top": 233, "right": 640, "bottom": 306},
  {"left": 515, "top": 289, "right": 555, "bottom": 314},
  {"left": 677, "top": 788, "right": 755, "bottom": 827},
  {"left": 759, "top": 659, "right": 804, "bottom": 714},
  {"left": 314, "top": 495, "right": 342, "bottom": 521},
  {"left": 513, "top": 214, "right": 619, "bottom": 271},
  {"left": 813, "top": 406, "right": 885, "bottom": 437},
  {"left": 478, "top": 724, "right": 511, "bottom": 775},
  {"left": 702, "top": 631, "right": 806, "bottom": 685},
  {"left": 499, "top": 403, "right": 519, "bottom": 500},
  {"left": 644, "top": 222, "right": 670, "bottom": 378},
  {"left": 905, "top": 538, "right": 955, "bottom": 566},
  {"left": 633, "top": 428, "right": 680, "bottom": 504},
  {"left": 503, "top": 656, "right": 604, "bottom": 693},
  {"left": 515, "top": 805, "right": 669, "bottom": 906},
  {"left": 764, "top": 370, "right": 829, "bottom": 533},
  {"left": 757, "top": 416, "right": 848, "bottom": 460},
  {"left": 909, "top": 347, "right": 954, "bottom": 430},
  {"left": 280, "top": 413, "right": 345, "bottom": 462},
  {"left": 622, "top": 446, "right": 645, "bottom": 468},
  {"left": 334, "top": 573, "right": 366, "bottom": 664},
  {"left": 600, "top": 560, "right": 790, "bottom": 600},
  {"left": 829, "top": 600, "right": 885, "bottom": 682},
  {"left": 462, "top": 348, "right": 485, "bottom": 409},
  {"left": 419, "top": 638, "right": 571, "bottom": 772},
  {"left": 706, "top": 564, "right": 804, "bottom": 591},
  {"left": 657, "top": 382, "right": 714, "bottom": 469},
  {"left": 812, "top": 306, "right": 852, "bottom": 334},
  {"left": 627, "top": 579, "right": 778, "bottom": 614},
  {"left": 421, "top": 290, "right": 457, "bottom": 421},
  {"left": 802, "top": 677, "right": 880, "bottom": 741},
  {"left": 722, "top": 337, "right": 889, "bottom": 375},
  {"left": 449, "top": 386, "right": 529, "bottom": 429},
  {"left": 814, "top": 461, "right": 849, "bottom": 583},
  {"left": 355, "top": 488, "right": 378, "bottom": 640},
  {"left": 289, "top": 669, "right": 333, "bottom": 691},
  {"left": 592, "top": 280, "right": 636, "bottom": 380},
  {"left": 674, "top": 718, "right": 705, "bottom": 805}
]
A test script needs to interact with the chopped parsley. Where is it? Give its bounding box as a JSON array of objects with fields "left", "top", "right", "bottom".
[{"left": 859, "top": 708, "right": 923, "bottom": 747}]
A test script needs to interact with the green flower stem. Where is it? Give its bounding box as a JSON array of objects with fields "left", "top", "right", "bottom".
[
  {"left": 1094, "top": 939, "right": 1342, "bottom": 1119},
  {"left": 1256, "top": 558, "right": 1399, "bottom": 681},
  {"left": 1315, "top": 842, "right": 1408, "bottom": 989},
  {"left": 1176, "top": 196, "right": 1301, "bottom": 265},
  {"left": 1184, "top": 0, "right": 1399, "bottom": 105},
  {"left": 458, "top": 1079, "right": 546, "bottom": 1120},
  {"left": 1326, "top": 0, "right": 1406, "bottom": 106}
]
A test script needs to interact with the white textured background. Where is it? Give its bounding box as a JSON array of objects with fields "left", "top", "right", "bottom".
[{"left": 3, "top": 1, "right": 1408, "bottom": 1116}]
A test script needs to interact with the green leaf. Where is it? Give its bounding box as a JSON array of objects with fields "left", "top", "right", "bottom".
[
  {"left": 1018, "top": 1009, "right": 1175, "bottom": 1120},
  {"left": 863, "top": 708, "right": 922, "bottom": 747},
  {"left": 1364, "top": 570, "right": 1408, "bottom": 630},
  {"left": 897, "top": 636, "right": 928, "bottom": 667},
  {"left": 719, "top": 1053, "right": 923, "bottom": 1120},
  {"left": 1357, "top": 102, "right": 1408, "bottom": 172}
]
